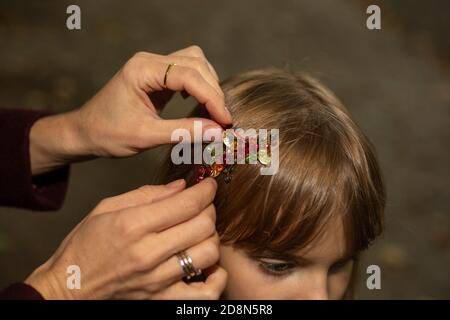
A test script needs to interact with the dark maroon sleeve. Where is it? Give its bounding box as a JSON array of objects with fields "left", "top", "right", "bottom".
[
  {"left": 0, "top": 108, "right": 70, "bottom": 211},
  {"left": 0, "top": 283, "right": 44, "bottom": 300},
  {"left": 0, "top": 108, "right": 72, "bottom": 300}
]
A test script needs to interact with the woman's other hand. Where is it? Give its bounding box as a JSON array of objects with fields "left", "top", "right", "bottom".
[
  {"left": 25, "top": 178, "right": 227, "bottom": 299},
  {"left": 30, "top": 45, "right": 231, "bottom": 175}
]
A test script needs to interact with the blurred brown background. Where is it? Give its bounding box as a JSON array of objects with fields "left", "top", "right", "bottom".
[{"left": 0, "top": 0, "right": 449, "bottom": 299}]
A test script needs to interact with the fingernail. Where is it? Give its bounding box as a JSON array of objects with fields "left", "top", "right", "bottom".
[
  {"left": 205, "top": 123, "right": 224, "bottom": 131},
  {"left": 204, "top": 124, "right": 224, "bottom": 138},
  {"left": 166, "top": 179, "right": 185, "bottom": 188}
]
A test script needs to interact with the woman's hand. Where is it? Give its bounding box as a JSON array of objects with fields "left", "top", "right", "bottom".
[
  {"left": 25, "top": 178, "right": 227, "bottom": 299},
  {"left": 30, "top": 45, "right": 231, "bottom": 175}
]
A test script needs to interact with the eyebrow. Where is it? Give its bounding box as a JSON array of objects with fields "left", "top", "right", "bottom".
[{"left": 250, "top": 250, "right": 358, "bottom": 266}]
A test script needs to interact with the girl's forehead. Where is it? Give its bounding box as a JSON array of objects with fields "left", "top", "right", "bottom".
[{"left": 285, "top": 217, "right": 354, "bottom": 265}]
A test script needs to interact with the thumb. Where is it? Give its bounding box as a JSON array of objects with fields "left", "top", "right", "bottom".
[
  {"left": 152, "top": 117, "right": 224, "bottom": 145},
  {"left": 91, "top": 179, "right": 186, "bottom": 215}
]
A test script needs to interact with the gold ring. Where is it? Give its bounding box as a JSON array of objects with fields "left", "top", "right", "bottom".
[{"left": 163, "top": 62, "right": 177, "bottom": 88}]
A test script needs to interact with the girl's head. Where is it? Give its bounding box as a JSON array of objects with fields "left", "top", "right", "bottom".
[{"left": 161, "top": 68, "right": 385, "bottom": 299}]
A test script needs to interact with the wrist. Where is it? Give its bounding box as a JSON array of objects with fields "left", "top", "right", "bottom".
[
  {"left": 25, "top": 262, "right": 74, "bottom": 300},
  {"left": 29, "top": 110, "right": 95, "bottom": 175}
]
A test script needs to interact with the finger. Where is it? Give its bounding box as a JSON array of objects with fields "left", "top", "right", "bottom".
[
  {"left": 149, "top": 61, "right": 231, "bottom": 125},
  {"left": 119, "top": 177, "right": 217, "bottom": 233},
  {"left": 170, "top": 45, "right": 220, "bottom": 81},
  {"left": 151, "top": 117, "right": 223, "bottom": 145},
  {"left": 168, "top": 64, "right": 230, "bottom": 124},
  {"left": 91, "top": 179, "right": 186, "bottom": 216},
  {"left": 60, "top": 181, "right": 186, "bottom": 251},
  {"left": 134, "top": 203, "right": 216, "bottom": 266},
  {"left": 168, "top": 55, "right": 222, "bottom": 95},
  {"left": 206, "top": 61, "right": 219, "bottom": 82},
  {"left": 154, "top": 265, "right": 227, "bottom": 300},
  {"left": 190, "top": 265, "right": 228, "bottom": 295},
  {"left": 141, "top": 233, "right": 220, "bottom": 286}
]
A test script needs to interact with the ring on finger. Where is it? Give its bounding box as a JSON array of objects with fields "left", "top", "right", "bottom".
[
  {"left": 176, "top": 250, "right": 202, "bottom": 280},
  {"left": 163, "top": 62, "right": 177, "bottom": 88}
]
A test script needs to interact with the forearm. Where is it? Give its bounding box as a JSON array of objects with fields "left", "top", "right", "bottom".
[{"left": 29, "top": 110, "right": 94, "bottom": 176}]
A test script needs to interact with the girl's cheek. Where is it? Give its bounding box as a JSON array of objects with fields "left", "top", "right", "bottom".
[{"left": 328, "top": 263, "right": 354, "bottom": 299}]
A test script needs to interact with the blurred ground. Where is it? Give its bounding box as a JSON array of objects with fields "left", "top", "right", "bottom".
[{"left": 0, "top": 0, "right": 449, "bottom": 299}]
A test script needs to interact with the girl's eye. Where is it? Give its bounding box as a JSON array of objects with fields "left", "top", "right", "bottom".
[
  {"left": 329, "top": 258, "right": 355, "bottom": 273},
  {"left": 258, "top": 260, "right": 296, "bottom": 277}
]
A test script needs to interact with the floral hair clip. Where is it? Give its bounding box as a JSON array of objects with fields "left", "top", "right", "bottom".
[{"left": 195, "top": 129, "right": 273, "bottom": 183}]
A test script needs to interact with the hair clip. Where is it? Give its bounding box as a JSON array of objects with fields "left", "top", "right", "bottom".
[{"left": 195, "top": 130, "right": 272, "bottom": 183}]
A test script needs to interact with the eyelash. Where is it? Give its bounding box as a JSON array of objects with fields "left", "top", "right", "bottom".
[
  {"left": 330, "top": 258, "right": 356, "bottom": 273},
  {"left": 258, "top": 260, "right": 296, "bottom": 277},
  {"left": 258, "top": 257, "right": 357, "bottom": 277}
]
